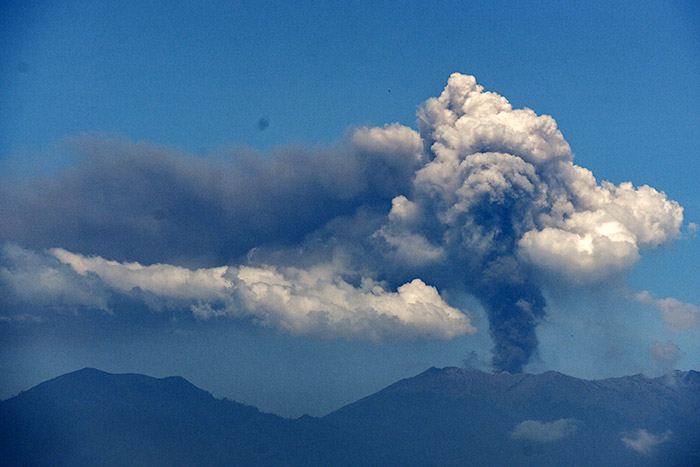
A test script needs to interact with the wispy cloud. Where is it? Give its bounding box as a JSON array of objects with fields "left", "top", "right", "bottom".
[
  {"left": 621, "top": 429, "right": 672, "bottom": 455},
  {"left": 633, "top": 290, "right": 700, "bottom": 332},
  {"left": 511, "top": 418, "right": 578, "bottom": 442},
  {"left": 650, "top": 341, "right": 680, "bottom": 374}
]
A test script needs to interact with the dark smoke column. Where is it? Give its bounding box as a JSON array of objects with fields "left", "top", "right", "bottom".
[{"left": 479, "top": 277, "right": 546, "bottom": 373}]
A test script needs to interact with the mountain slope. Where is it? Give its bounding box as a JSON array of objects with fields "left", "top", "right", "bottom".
[
  {"left": 1, "top": 367, "right": 699, "bottom": 466},
  {"left": 323, "top": 367, "right": 700, "bottom": 466},
  {"left": 0, "top": 368, "right": 312, "bottom": 466}
]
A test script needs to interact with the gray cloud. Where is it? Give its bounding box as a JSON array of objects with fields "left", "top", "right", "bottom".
[
  {"left": 511, "top": 418, "right": 579, "bottom": 442},
  {"left": 0, "top": 133, "right": 418, "bottom": 268},
  {"left": 633, "top": 290, "right": 700, "bottom": 333}
]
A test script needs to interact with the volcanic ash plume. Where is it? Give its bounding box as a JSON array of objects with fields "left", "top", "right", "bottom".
[
  {"left": 0, "top": 74, "right": 685, "bottom": 369},
  {"left": 375, "top": 73, "right": 683, "bottom": 372}
]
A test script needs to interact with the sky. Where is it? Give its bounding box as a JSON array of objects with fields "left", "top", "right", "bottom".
[{"left": 1, "top": 0, "right": 699, "bottom": 417}]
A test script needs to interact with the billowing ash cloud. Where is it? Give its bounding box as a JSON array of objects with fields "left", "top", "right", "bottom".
[
  {"left": 374, "top": 74, "right": 683, "bottom": 371},
  {"left": 510, "top": 418, "right": 578, "bottom": 442},
  {"left": 0, "top": 74, "right": 686, "bottom": 367}
]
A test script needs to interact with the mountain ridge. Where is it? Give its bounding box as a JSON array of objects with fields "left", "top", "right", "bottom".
[{"left": 1, "top": 367, "right": 699, "bottom": 466}]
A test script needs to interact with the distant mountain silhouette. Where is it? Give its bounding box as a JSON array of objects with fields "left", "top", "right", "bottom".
[{"left": 1, "top": 367, "right": 699, "bottom": 466}]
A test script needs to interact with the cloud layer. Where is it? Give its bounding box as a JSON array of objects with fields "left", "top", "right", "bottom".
[
  {"left": 1, "top": 244, "right": 473, "bottom": 340},
  {"left": 0, "top": 74, "right": 687, "bottom": 369}
]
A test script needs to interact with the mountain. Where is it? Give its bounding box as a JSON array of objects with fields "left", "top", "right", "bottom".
[
  {"left": 0, "top": 368, "right": 301, "bottom": 465},
  {"left": 1, "top": 367, "right": 699, "bottom": 466},
  {"left": 324, "top": 367, "right": 700, "bottom": 466}
]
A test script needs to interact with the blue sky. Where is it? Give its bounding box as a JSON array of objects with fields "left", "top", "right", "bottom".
[{"left": 1, "top": 0, "right": 699, "bottom": 417}]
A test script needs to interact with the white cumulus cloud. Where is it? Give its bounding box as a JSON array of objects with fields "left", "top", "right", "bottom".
[
  {"left": 233, "top": 264, "right": 474, "bottom": 339},
  {"left": 1, "top": 243, "right": 475, "bottom": 340},
  {"left": 0, "top": 243, "right": 109, "bottom": 312},
  {"left": 621, "top": 429, "right": 672, "bottom": 455}
]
